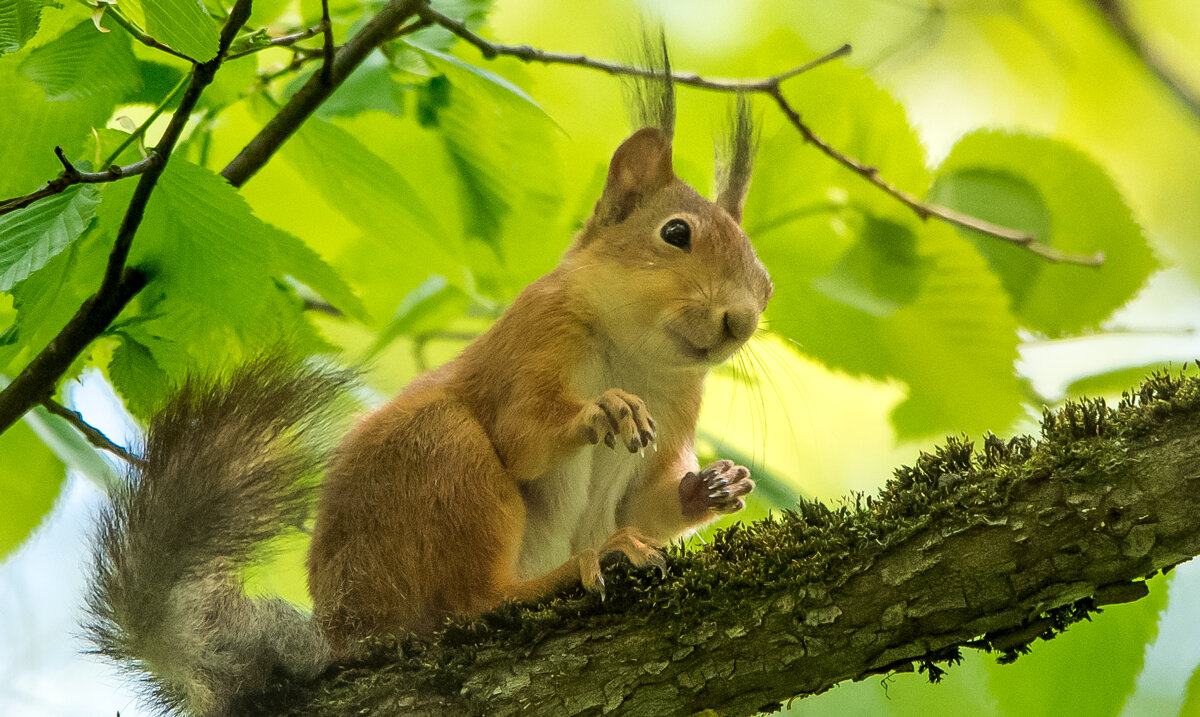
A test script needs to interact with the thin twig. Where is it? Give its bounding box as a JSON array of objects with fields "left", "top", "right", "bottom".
[
  {"left": 41, "top": 398, "right": 145, "bottom": 466},
  {"left": 319, "top": 0, "right": 336, "bottom": 86},
  {"left": 421, "top": 8, "right": 1104, "bottom": 268},
  {"left": 0, "top": 0, "right": 255, "bottom": 436},
  {"left": 225, "top": 23, "right": 329, "bottom": 61},
  {"left": 102, "top": 75, "right": 190, "bottom": 166},
  {"left": 766, "top": 87, "right": 1104, "bottom": 266},
  {"left": 419, "top": 6, "right": 850, "bottom": 91},
  {"left": 221, "top": 0, "right": 426, "bottom": 188},
  {"left": 0, "top": 152, "right": 160, "bottom": 216},
  {"left": 1089, "top": 0, "right": 1200, "bottom": 125},
  {"left": 103, "top": 5, "right": 199, "bottom": 64}
]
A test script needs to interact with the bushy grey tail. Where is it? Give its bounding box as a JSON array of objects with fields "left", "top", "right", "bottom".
[{"left": 84, "top": 355, "right": 356, "bottom": 716}]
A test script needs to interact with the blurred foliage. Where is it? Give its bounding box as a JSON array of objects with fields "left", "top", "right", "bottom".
[{"left": 1, "top": 0, "right": 1199, "bottom": 714}]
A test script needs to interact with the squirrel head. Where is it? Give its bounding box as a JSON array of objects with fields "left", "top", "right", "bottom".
[{"left": 565, "top": 124, "right": 773, "bottom": 370}]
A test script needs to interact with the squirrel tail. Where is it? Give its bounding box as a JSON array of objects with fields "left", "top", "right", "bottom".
[{"left": 84, "top": 354, "right": 356, "bottom": 716}]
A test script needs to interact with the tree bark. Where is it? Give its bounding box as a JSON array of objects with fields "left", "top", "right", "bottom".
[{"left": 244, "top": 372, "right": 1200, "bottom": 716}]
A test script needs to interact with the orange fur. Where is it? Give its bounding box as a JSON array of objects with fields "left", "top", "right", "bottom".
[{"left": 308, "top": 127, "right": 772, "bottom": 653}]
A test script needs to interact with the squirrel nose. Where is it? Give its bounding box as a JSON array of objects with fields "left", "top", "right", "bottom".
[{"left": 722, "top": 307, "right": 758, "bottom": 343}]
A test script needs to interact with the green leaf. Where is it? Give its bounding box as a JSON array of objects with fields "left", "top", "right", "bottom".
[
  {"left": 90, "top": 159, "right": 339, "bottom": 414},
  {"left": 108, "top": 330, "right": 171, "bottom": 419},
  {"left": 985, "top": 580, "right": 1167, "bottom": 717},
  {"left": 119, "top": 0, "right": 220, "bottom": 62},
  {"left": 1064, "top": 362, "right": 1178, "bottom": 399},
  {"left": 0, "top": 27, "right": 138, "bottom": 197},
  {"left": 1180, "top": 658, "right": 1200, "bottom": 717},
  {"left": 411, "top": 43, "right": 561, "bottom": 254},
  {"left": 0, "top": 413, "right": 65, "bottom": 559},
  {"left": 746, "top": 67, "right": 1024, "bottom": 437},
  {"left": 930, "top": 131, "right": 1158, "bottom": 336},
  {"left": 268, "top": 223, "right": 368, "bottom": 322},
  {"left": 0, "top": 228, "right": 108, "bottom": 377},
  {"left": 364, "top": 275, "right": 469, "bottom": 359},
  {"left": 19, "top": 18, "right": 140, "bottom": 101},
  {"left": 0, "top": 0, "right": 48, "bottom": 55},
  {"left": 0, "top": 185, "right": 100, "bottom": 291}
]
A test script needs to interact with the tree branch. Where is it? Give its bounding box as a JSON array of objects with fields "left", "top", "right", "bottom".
[
  {"left": 1089, "top": 0, "right": 1200, "bottom": 125},
  {"left": 242, "top": 370, "right": 1200, "bottom": 716},
  {"left": 0, "top": 0, "right": 254, "bottom": 436},
  {"left": 40, "top": 397, "right": 144, "bottom": 466},
  {"left": 220, "top": 0, "right": 427, "bottom": 188},
  {"left": 420, "top": 9, "right": 1104, "bottom": 267},
  {"left": 225, "top": 23, "right": 329, "bottom": 62},
  {"left": 0, "top": 150, "right": 161, "bottom": 216}
]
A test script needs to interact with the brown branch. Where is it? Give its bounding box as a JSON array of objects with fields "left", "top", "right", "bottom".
[
  {"left": 220, "top": 0, "right": 427, "bottom": 188},
  {"left": 41, "top": 398, "right": 144, "bottom": 467},
  {"left": 319, "top": 0, "right": 336, "bottom": 87},
  {"left": 0, "top": 0, "right": 254, "bottom": 436},
  {"left": 422, "top": 9, "right": 1104, "bottom": 268},
  {"left": 765, "top": 88, "right": 1105, "bottom": 266},
  {"left": 1089, "top": 0, "right": 1200, "bottom": 124},
  {"left": 0, "top": 151, "right": 160, "bottom": 216},
  {"left": 419, "top": 6, "right": 851, "bottom": 91},
  {"left": 241, "top": 375, "right": 1200, "bottom": 715}
]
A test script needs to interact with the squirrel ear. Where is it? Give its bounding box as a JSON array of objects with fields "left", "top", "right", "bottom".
[{"left": 593, "top": 127, "right": 675, "bottom": 225}]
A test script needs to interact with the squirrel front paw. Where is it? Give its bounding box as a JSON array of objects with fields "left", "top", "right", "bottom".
[
  {"left": 679, "top": 460, "right": 755, "bottom": 518},
  {"left": 575, "top": 388, "right": 655, "bottom": 453},
  {"left": 578, "top": 527, "right": 667, "bottom": 598}
]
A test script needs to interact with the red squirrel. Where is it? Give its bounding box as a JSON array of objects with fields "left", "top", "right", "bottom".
[{"left": 85, "top": 42, "right": 770, "bottom": 716}]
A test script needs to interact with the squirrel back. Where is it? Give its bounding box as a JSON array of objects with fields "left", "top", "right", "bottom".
[{"left": 84, "top": 355, "right": 355, "bottom": 715}]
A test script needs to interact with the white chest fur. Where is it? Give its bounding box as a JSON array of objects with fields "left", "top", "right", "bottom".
[{"left": 515, "top": 353, "right": 668, "bottom": 579}]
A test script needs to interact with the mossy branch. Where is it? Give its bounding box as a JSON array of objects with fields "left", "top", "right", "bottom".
[{"left": 240, "top": 369, "right": 1200, "bottom": 716}]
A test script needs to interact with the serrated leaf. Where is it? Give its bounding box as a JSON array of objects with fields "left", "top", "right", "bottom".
[
  {"left": 0, "top": 228, "right": 108, "bottom": 377},
  {"left": 119, "top": 0, "right": 219, "bottom": 62},
  {"left": 92, "top": 159, "right": 331, "bottom": 414},
  {"left": 930, "top": 131, "right": 1158, "bottom": 336},
  {"left": 267, "top": 223, "right": 368, "bottom": 322},
  {"left": 0, "top": 414, "right": 65, "bottom": 559},
  {"left": 19, "top": 19, "right": 140, "bottom": 101},
  {"left": 0, "top": 0, "right": 48, "bottom": 55},
  {"left": 410, "top": 43, "right": 560, "bottom": 253},
  {"left": 0, "top": 43, "right": 136, "bottom": 197},
  {"left": 746, "top": 67, "right": 1024, "bottom": 437},
  {"left": 0, "top": 185, "right": 100, "bottom": 291},
  {"left": 108, "top": 331, "right": 171, "bottom": 419}
]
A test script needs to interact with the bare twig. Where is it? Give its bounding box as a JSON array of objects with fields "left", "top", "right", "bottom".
[
  {"left": 221, "top": 0, "right": 426, "bottom": 188},
  {"left": 0, "top": 152, "right": 160, "bottom": 216},
  {"left": 41, "top": 398, "right": 144, "bottom": 466},
  {"left": 419, "top": 6, "right": 850, "bottom": 91},
  {"left": 0, "top": 0, "right": 255, "bottom": 436},
  {"left": 1089, "top": 0, "right": 1200, "bottom": 125},
  {"left": 766, "top": 88, "right": 1105, "bottom": 266},
  {"left": 225, "top": 23, "right": 329, "bottom": 62},
  {"left": 319, "top": 0, "right": 336, "bottom": 86},
  {"left": 422, "top": 8, "right": 1104, "bottom": 267},
  {"left": 103, "top": 5, "right": 199, "bottom": 64}
]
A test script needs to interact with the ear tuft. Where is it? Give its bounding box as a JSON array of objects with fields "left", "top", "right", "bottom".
[
  {"left": 715, "top": 94, "right": 757, "bottom": 224},
  {"left": 593, "top": 127, "right": 675, "bottom": 225}
]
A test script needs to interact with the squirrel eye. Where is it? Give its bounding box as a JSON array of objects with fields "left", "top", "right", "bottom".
[{"left": 660, "top": 218, "right": 691, "bottom": 250}]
